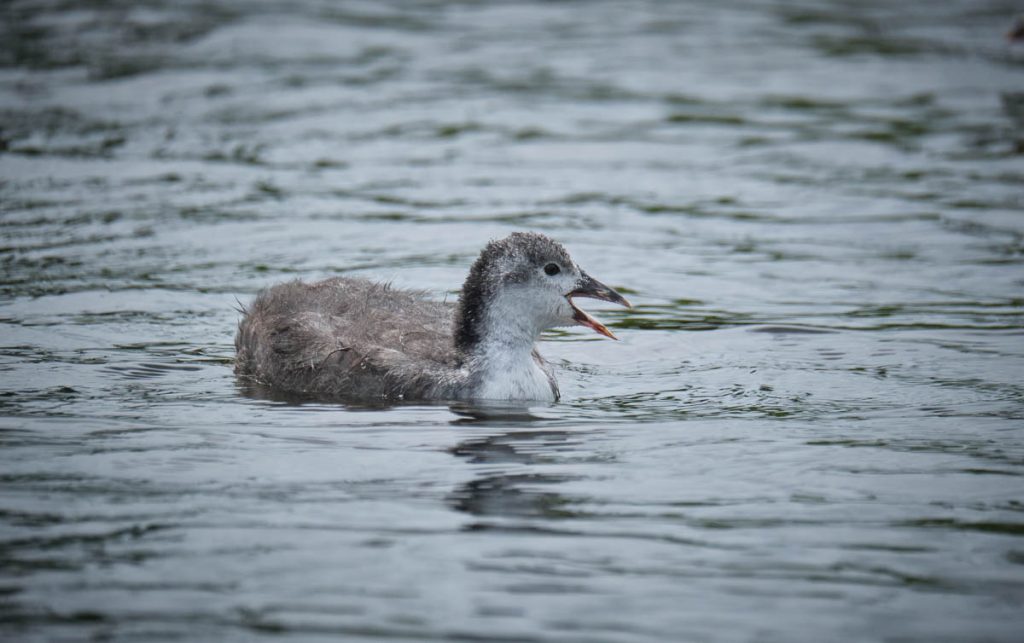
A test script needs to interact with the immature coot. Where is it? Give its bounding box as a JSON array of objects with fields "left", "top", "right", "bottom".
[{"left": 234, "top": 232, "right": 630, "bottom": 402}]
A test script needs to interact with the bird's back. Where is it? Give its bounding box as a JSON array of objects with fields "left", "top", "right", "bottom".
[{"left": 235, "top": 277, "right": 463, "bottom": 399}]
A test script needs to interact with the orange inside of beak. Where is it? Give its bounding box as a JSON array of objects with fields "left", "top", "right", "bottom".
[{"left": 568, "top": 297, "right": 617, "bottom": 340}]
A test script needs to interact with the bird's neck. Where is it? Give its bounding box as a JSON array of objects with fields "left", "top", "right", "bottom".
[
  {"left": 456, "top": 296, "right": 554, "bottom": 401},
  {"left": 466, "top": 336, "right": 553, "bottom": 401}
]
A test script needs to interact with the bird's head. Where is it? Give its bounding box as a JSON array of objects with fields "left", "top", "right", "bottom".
[{"left": 455, "top": 232, "right": 630, "bottom": 351}]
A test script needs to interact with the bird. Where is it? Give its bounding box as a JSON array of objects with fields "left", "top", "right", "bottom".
[{"left": 234, "top": 232, "right": 630, "bottom": 402}]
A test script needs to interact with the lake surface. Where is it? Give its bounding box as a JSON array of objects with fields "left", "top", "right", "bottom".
[{"left": 2, "top": 0, "right": 1023, "bottom": 640}]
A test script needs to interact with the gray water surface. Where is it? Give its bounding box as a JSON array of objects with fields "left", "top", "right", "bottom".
[{"left": 2, "top": 0, "right": 1024, "bottom": 641}]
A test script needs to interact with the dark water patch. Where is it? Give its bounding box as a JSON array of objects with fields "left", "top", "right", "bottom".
[
  {"left": 0, "top": 523, "right": 171, "bottom": 556},
  {"left": 0, "top": 473, "right": 181, "bottom": 498},
  {"left": 327, "top": 188, "right": 469, "bottom": 210},
  {"left": 848, "top": 117, "right": 933, "bottom": 146},
  {"left": 0, "top": 211, "right": 127, "bottom": 231},
  {"left": 0, "top": 107, "right": 121, "bottom": 140},
  {"left": 103, "top": 362, "right": 203, "bottom": 380},
  {"left": 758, "top": 95, "right": 849, "bottom": 112},
  {"left": 3, "top": 384, "right": 80, "bottom": 403},
  {"left": 0, "top": 509, "right": 67, "bottom": 528},
  {"left": 0, "top": 232, "right": 126, "bottom": 254},
  {"left": 549, "top": 193, "right": 768, "bottom": 222},
  {"left": 435, "top": 122, "right": 484, "bottom": 138},
  {"left": 69, "top": 309, "right": 219, "bottom": 326},
  {"left": 610, "top": 301, "right": 1003, "bottom": 339},
  {"left": 954, "top": 468, "right": 1022, "bottom": 476},
  {"left": 178, "top": 206, "right": 264, "bottom": 223},
  {"left": 665, "top": 111, "right": 746, "bottom": 126},
  {"left": 449, "top": 67, "right": 645, "bottom": 104},
  {"left": 310, "top": 157, "right": 350, "bottom": 170},
  {"left": 777, "top": 6, "right": 880, "bottom": 31},
  {"left": 2, "top": 275, "right": 242, "bottom": 299},
  {"left": 313, "top": 209, "right": 556, "bottom": 225},
  {"left": 468, "top": 560, "right": 591, "bottom": 579},
  {"left": 609, "top": 303, "right": 756, "bottom": 333},
  {"left": 838, "top": 301, "right": 1024, "bottom": 331},
  {"left": 839, "top": 542, "right": 935, "bottom": 553},
  {"left": 811, "top": 34, "right": 958, "bottom": 58},
  {"left": 0, "top": 199, "right": 78, "bottom": 215},
  {"left": 946, "top": 196, "right": 1024, "bottom": 212},
  {"left": 89, "top": 55, "right": 167, "bottom": 81},
  {"left": 715, "top": 562, "right": 952, "bottom": 589},
  {"left": 316, "top": 6, "right": 437, "bottom": 32},
  {"left": 569, "top": 388, "right": 856, "bottom": 423},
  {"left": 8, "top": 139, "right": 129, "bottom": 159},
  {"left": 206, "top": 103, "right": 338, "bottom": 126},
  {"left": 0, "top": 1, "right": 237, "bottom": 73},
  {"left": 250, "top": 179, "right": 284, "bottom": 199},
  {"left": 0, "top": 345, "right": 103, "bottom": 366},
  {"left": 338, "top": 119, "right": 561, "bottom": 144},
  {"left": 551, "top": 193, "right": 953, "bottom": 226},
  {"left": 898, "top": 519, "right": 1024, "bottom": 536},
  {"left": 462, "top": 522, "right": 732, "bottom": 551},
  {"left": 198, "top": 143, "right": 266, "bottom": 166},
  {"left": 807, "top": 438, "right": 1023, "bottom": 466}
]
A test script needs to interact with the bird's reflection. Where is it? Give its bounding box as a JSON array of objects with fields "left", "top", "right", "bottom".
[
  {"left": 236, "top": 387, "right": 588, "bottom": 524},
  {"left": 446, "top": 402, "right": 583, "bottom": 525},
  {"left": 448, "top": 400, "right": 549, "bottom": 425}
]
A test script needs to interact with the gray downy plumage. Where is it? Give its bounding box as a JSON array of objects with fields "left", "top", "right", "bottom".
[{"left": 234, "top": 232, "right": 630, "bottom": 402}]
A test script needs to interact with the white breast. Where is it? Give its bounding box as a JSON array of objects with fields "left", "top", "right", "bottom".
[
  {"left": 467, "top": 286, "right": 560, "bottom": 401},
  {"left": 473, "top": 349, "right": 556, "bottom": 401}
]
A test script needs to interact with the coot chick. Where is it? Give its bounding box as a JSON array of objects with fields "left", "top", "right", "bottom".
[{"left": 234, "top": 232, "right": 630, "bottom": 402}]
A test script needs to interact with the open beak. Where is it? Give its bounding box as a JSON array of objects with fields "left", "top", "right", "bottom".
[{"left": 567, "top": 271, "right": 632, "bottom": 340}]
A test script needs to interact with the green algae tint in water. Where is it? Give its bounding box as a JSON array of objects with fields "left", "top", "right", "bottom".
[{"left": 2, "top": 0, "right": 1024, "bottom": 641}]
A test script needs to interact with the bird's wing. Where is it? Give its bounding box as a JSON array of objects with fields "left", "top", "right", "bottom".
[{"left": 236, "top": 277, "right": 461, "bottom": 399}]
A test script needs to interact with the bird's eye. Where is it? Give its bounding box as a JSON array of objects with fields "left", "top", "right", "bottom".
[{"left": 544, "top": 263, "right": 561, "bottom": 276}]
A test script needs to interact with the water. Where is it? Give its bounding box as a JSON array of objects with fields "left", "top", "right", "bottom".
[{"left": 2, "top": 0, "right": 1023, "bottom": 640}]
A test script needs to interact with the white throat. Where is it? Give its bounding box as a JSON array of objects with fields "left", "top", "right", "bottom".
[
  {"left": 471, "top": 341, "right": 553, "bottom": 401},
  {"left": 465, "top": 293, "right": 556, "bottom": 401}
]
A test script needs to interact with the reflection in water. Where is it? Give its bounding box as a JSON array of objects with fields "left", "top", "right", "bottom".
[
  {"left": 451, "top": 471, "right": 578, "bottom": 523},
  {"left": 448, "top": 401, "right": 551, "bottom": 425},
  {"left": 448, "top": 403, "right": 583, "bottom": 527},
  {"left": 448, "top": 423, "right": 583, "bottom": 527}
]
